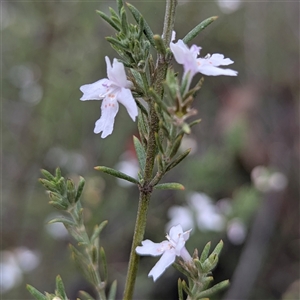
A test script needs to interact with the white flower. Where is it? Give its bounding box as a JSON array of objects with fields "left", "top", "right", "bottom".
[
  {"left": 80, "top": 56, "right": 138, "bottom": 138},
  {"left": 136, "top": 224, "right": 192, "bottom": 281},
  {"left": 170, "top": 32, "right": 237, "bottom": 79}
]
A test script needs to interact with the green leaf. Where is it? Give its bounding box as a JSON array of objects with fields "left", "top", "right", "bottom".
[
  {"left": 182, "top": 16, "right": 218, "bottom": 44},
  {"left": 106, "top": 37, "right": 129, "bottom": 51},
  {"left": 108, "top": 280, "right": 117, "bottom": 300},
  {"left": 211, "top": 240, "right": 224, "bottom": 257},
  {"left": 78, "top": 290, "right": 96, "bottom": 300},
  {"left": 155, "top": 132, "right": 164, "bottom": 155},
  {"left": 100, "top": 247, "right": 108, "bottom": 280},
  {"left": 168, "top": 134, "right": 183, "bottom": 159},
  {"left": 66, "top": 179, "right": 76, "bottom": 204},
  {"left": 165, "top": 148, "right": 191, "bottom": 172},
  {"left": 126, "top": 3, "right": 155, "bottom": 47},
  {"left": 48, "top": 217, "right": 76, "bottom": 227},
  {"left": 55, "top": 275, "right": 68, "bottom": 300},
  {"left": 26, "top": 285, "right": 47, "bottom": 300},
  {"left": 96, "top": 10, "right": 120, "bottom": 31},
  {"left": 200, "top": 241, "right": 211, "bottom": 263},
  {"left": 40, "top": 169, "right": 55, "bottom": 181},
  {"left": 75, "top": 176, "right": 85, "bottom": 203},
  {"left": 148, "top": 88, "right": 170, "bottom": 115},
  {"left": 178, "top": 279, "right": 184, "bottom": 300},
  {"left": 197, "top": 280, "right": 230, "bottom": 298},
  {"left": 90, "top": 221, "right": 108, "bottom": 244},
  {"left": 49, "top": 201, "right": 68, "bottom": 210},
  {"left": 94, "top": 166, "right": 139, "bottom": 184},
  {"left": 154, "top": 183, "right": 185, "bottom": 190},
  {"left": 133, "top": 136, "right": 146, "bottom": 172},
  {"left": 117, "top": 0, "right": 123, "bottom": 15},
  {"left": 39, "top": 179, "right": 58, "bottom": 193},
  {"left": 120, "top": 7, "right": 128, "bottom": 34}
]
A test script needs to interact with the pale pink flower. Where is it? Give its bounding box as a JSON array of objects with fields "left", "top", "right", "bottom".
[
  {"left": 136, "top": 224, "right": 192, "bottom": 281},
  {"left": 80, "top": 56, "right": 138, "bottom": 138}
]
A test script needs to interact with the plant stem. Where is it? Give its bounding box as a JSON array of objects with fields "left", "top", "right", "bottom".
[{"left": 123, "top": 1, "right": 177, "bottom": 299}]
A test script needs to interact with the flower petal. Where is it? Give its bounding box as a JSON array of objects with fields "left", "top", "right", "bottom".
[
  {"left": 136, "top": 240, "right": 170, "bottom": 257},
  {"left": 117, "top": 88, "right": 138, "bottom": 121},
  {"left": 94, "top": 97, "right": 119, "bottom": 138},
  {"left": 80, "top": 79, "right": 110, "bottom": 101},
  {"left": 198, "top": 62, "right": 238, "bottom": 76},
  {"left": 106, "top": 56, "right": 128, "bottom": 88},
  {"left": 148, "top": 250, "right": 176, "bottom": 281},
  {"left": 207, "top": 53, "right": 234, "bottom": 66}
]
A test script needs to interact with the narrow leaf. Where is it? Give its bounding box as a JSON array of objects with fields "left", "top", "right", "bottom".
[
  {"left": 48, "top": 217, "right": 76, "bottom": 227},
  {"left": 26, "top": 285, "right": 46, "bottom": 300},
  {"left": 40, "top": 169, "right": 55, "bottom": 181},
  {"left": 75, "top": 176, "right": 85, "bottom": 203},
  {"left": 182, "top": 16, "right": 218, "bottom": 44},
  {"left": 168, "top": 134, "right": 183, "bottom": 159},
  {"left": 100, "top": 247, "right": 108, "bottom": 280},
  {"left": 117, "top": 0, "right": 123, "bottom": 15},
  {"left": 94, "top": 166, "right": 139, "bottom": 184},
  {"left": 197, "top": 280, "right": 230, "bottom": 298},
  {"left": 96, "top": 10, "right": 120, "bottom": 31},
  {"left": 155, "top": 132, "right": 164, "bottom": 155},
  {"left": 55, "top": 275, "right": 68, "bottom": 299},
  {"left": 126, "top": 3, "right": 155, "bottom": 46},
  {"left": 106, "top": 37, "right": 129, "bottom": 51},
  {"left": 108, "top": 280, "right": 117, "bottom": 300},
  {"left": 78, "top": 291, "right": 95, "bottom": 300},
  {"left": 200, "top": 242, "right": 211, "bottom": 263},
  {"left": 178, "top": 279, "right": 184, "bottom": 300},
  {"left": 133, "top": 136, "right": 146, "bottom": 172},
  {"left": 154, "top": 183, "right": 185, "bottom": 190},
  {"left": 120, "top": 7, "right": 128, "bottom": 34},
  {"left": 165, "top": 148, "right": 191, "bottom": 172},
  {"left": 211, "top": 240, "right": 224, "bottom": 257},
  {"left": 91, "top": 221, "right": 108, "bottom": 243}
]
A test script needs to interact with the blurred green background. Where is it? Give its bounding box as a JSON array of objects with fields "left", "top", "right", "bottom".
[{"left": 2, "top": 1, "right": 299, "bottom": 299}]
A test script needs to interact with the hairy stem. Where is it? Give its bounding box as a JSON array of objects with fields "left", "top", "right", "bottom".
[{"left": 123, "top": 1, "right": 177, "bottom": 299}]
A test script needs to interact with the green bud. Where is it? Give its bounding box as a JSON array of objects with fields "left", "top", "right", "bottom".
[{"left": 153, "top": 34, "right": 166, "bottom": 55}]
